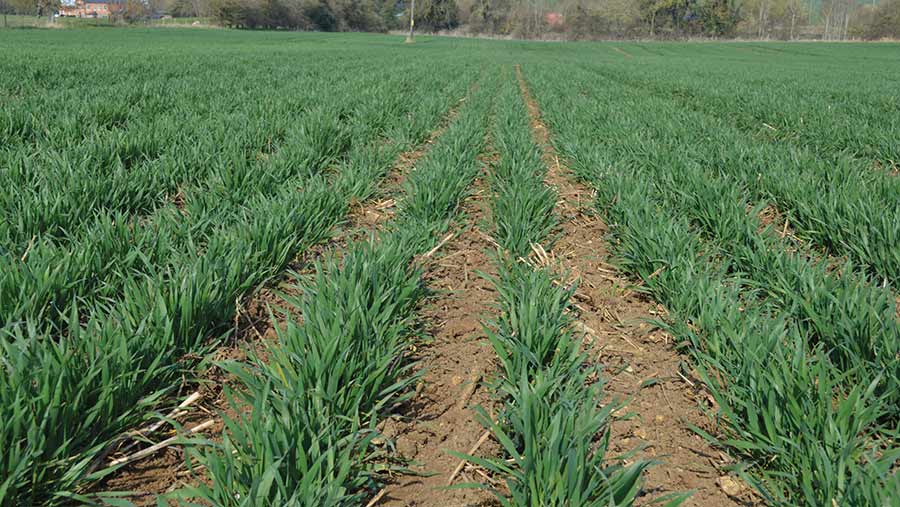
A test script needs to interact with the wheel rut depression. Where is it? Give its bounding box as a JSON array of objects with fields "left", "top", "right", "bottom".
[
  {"left": 515, "top": 64, "right": 757, "bottom": 507},
  {"left": 378, "top": 169, "right": 501, "bottom": 507}
]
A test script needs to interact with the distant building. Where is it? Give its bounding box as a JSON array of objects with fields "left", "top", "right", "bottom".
[
  {"left": 544, "top": 12, "right": 564, "bottom": 28},
  {"left": 58, "top": 0, "right": 124, "bottom": 18}
]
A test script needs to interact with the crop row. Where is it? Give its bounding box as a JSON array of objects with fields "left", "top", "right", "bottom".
[
  {"left": 0, "top": 53, "right": 480, "bottom": 505},
  {"left": 458, "top": 71, "right": 651, "bottom": 507},
  {"left": 571, "top": 44, "right": 900, "bottom": 166},
  {"left": 172, "top": 71, "right": 498, "bottom": 505},
  {"left": 0, "top": 56, "right": 397, "bottom": 247},
  {"left": 0, "top": 58, "right": 473, "bottom": 331},
  {"left": 545, "top": 61, "right": 900, "bottom": 289},
  {"left": 530, "top": 62, "right": 900, "bottom": 420},
  {"left": 524, "top": 64, "right": 900, "bottom": 506}
]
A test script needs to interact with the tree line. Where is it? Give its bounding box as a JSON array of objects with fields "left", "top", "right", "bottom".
[{"left": 1, "top": 0, "right": 898, "bottom": 39}]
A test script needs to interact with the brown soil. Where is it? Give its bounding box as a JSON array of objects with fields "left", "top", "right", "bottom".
[
  {"left": 873, "top": 159, "right": 899, "bottom": 177},
  {"left": 515, "top": 64, "right": 761, "bottom": 507},
  {"left": 755, "top": 203, "right": 813, "bottom": 256},
  {"left": 94, "top": 290, "right": 278, "bottom": 504},
  {"left": 92, "top": 92, "right": 473, "bottom": 505},
  {"left": 376, "top": 149, "right": 501, "bottom": 507}
]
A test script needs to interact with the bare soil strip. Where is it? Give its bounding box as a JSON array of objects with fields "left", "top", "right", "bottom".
[
  {"left": 515, "top": 65, "right": 758, "bottom": 507},
  {"left": 613, "top": 46, "right": 634, "bottom": 58},
  {"left": 377, "top": 153, "right": 500, "bottom": 507},
  {"left": 95, "top": 93, "right": 475, "bottom": 505}
]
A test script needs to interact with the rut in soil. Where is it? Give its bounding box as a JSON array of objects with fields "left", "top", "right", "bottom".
[{"left": 515, "top": 64, "right": 760, "bottom": 507}]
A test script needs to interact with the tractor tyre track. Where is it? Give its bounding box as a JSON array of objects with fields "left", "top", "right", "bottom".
[
  {"left": 515, "top": 64, "right": 759, "bottom": 507},
  {"left": 377, "top": 151, "right": 501, "bottom": 507}
]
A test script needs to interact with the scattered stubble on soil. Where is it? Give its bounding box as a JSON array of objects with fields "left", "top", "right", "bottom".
[
  {"left": 97, "top": 287, "right": 280, "bottom": 504},
  {"left": 378, "top": 153, "right": 501, "bottom": 507},
  {"left": 515, "top": 64, "right": 760, "bottom": 507}
]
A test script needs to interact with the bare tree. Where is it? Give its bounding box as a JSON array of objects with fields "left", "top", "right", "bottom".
[
  {"left": 406, "top": 0, "right": 414, "bottom": 41},
  {"left": 528, "top": 0, "right": 542, "bottom": 37},
  {"left": 37, "top": 0, "right": 58, "bottom": 22},
  {"left": 757, "top": 0, "right": 770, "bottom": 37},
  {"left": 786, "top": 0, "right": 803, "bottom": 39}
]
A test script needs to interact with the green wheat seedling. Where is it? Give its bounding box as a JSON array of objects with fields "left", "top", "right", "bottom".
[
  {"left": 461, "top": 260, "right": 652, "bottom": 507},
  {"left": 175, "top": 73, "right": 498, "bottom": 505},
  {"left": 523, "top": 63, "right": 900, "bottom": 506},
  {"left": 487, "top": 75, "right": 558, "bottom": 258},
  {"left": 461, "top": 73, "right": 649, "bottom": 506},
  {"left": 180, "top": 238, "right": 426, "bottom": 505},
  {"left": 0, "top": 46, "right": 481, "bottom": 505}
]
